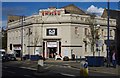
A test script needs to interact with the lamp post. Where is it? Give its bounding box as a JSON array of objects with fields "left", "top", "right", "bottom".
[
  {"left": 28, "top": 27, "right": 32, "bottom": 59},
  {"left": 20, "top": 16, "right": 25, "bottom": 61},
  {"left": 107, "top": 0, "right": 110, "bottom": 67}
]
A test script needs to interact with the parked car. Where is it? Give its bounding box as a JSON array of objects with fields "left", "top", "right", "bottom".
[
  {"left": 0, "top": 49, "right": 8, "bottom": 62},
  {"left": 0, "top": 49, "right": 6, "bottom": 57},
  {"left": 55, "top": 55, "right": 62, "bottom": 60},
  {"left": 63, "top": 56, "right": 69, "bottom": 61},
  {"left": 6, "top": 54, "right": 16, "bottom": 61}
]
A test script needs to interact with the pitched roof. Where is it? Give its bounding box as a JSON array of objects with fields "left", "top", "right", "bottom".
[
  {"left": 62, "top": 4, "right": 86, "bottom": 15},
  {"left": 101, "top": 9, "right": 120, "bottom": 28},
  {"left": 101, "top": 9, "right": 120, "bottom": 19},
  {"left": 7, "top": 15, "right": 26, "bottom": 23},
  {"left": 7, "top": 15, "right": 22, "bottom": 23}
]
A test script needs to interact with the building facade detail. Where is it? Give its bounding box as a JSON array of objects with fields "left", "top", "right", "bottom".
[{"left": 7, "top": 6, "right": 116, "bottom": 59}]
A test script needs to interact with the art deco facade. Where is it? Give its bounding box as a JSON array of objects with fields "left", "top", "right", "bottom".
[{"left": 7, "top": 5, "right": 116, "bottom": 59}]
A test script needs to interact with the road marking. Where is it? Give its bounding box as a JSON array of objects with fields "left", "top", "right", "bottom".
[
  {"left": 3, "top": 70, "right": 15, "bottom": 74},
  {"left": 20, "top": 67, "right": 37, "bottom": 71},
  {"left": 60, "top": 73, "right": 76, "bottom": 77},
  {"left": 24, "top": 75, "right": 35, "bottom": 78},
  {"left": 3, "top": 67, "right": 8, "bottom": 69},
  {"left": 63, "top": 64, "right": 69, "bottom": 66},
  {"left": 44, "top": 65, "right": 53, "bottom": 69}
]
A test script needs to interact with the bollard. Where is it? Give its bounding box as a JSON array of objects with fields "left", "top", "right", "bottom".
[
  {"left": 76, "top": 56, "right": 78, "bottom": 62},
  {"left": 37, "top": 59, "right": 44, "bottom": 73},
  {"left": 80, "top": 60, "right": 89, "bottom": 77},
  {"left": 38, "top": 59, "right": 44, "bottom": 66}
]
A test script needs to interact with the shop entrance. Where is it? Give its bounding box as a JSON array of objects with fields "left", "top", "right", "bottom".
[
  {"left": 14, "top": 50, "right": 21, "bottom": 57},
  {"left": 43, "top": 39, "right": 61, "bottom": 58},
  {"left": 48, "top": 47, "right": 57, "bottom": 58}
]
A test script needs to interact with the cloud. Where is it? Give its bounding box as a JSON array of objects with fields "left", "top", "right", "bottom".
[
  {"left": 87, "top": 5, "right": 104, "bottom": 16},
  {"left": 32, "top": 12, "right": 38, "bottom": 15}
]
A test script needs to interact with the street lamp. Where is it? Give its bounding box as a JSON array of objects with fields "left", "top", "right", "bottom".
[
  {"left": 107, "top": 0, "right": 110, "bottom": 67},
  {"left": 20, "top": 16, "right": 25, "bottom": 61}
]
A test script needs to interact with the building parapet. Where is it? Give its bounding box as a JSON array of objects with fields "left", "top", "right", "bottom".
[{"left": 7, "top": 14, "right": 116, "bottom": 30}]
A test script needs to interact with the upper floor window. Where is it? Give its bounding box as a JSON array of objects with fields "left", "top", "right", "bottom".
[
  {"left": 102, "top": 29, "right": 104, "bottom": 36},
  {"left": 75, "top": 27, "right": 79, "bottom": 35},
  {"left": 85, "top": 28, "right": 88, "bottom": 35},
  {"left": 110, "top": 30, "right": 112, "bottom": 36}
]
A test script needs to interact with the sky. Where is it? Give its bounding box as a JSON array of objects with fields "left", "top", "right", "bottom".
[{"left": 1, "top": 2, "right": 120, "bottom": 29}]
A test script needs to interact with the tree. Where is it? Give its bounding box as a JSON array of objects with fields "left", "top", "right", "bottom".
[
  {"left": 33, "top": 28, "right": 40, "bottom": 55},
  {"left": 86, "top": 14, "right": 100, "bottom": 56}
]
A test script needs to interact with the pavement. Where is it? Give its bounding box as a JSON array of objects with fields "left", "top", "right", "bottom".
[{"left": 3, "top": 59, "right": 119, "bottom": 76}]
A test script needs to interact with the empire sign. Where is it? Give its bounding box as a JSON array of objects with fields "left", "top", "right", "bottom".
[{"left": 42, "top": 10, "right": 60, "bottom": 16}]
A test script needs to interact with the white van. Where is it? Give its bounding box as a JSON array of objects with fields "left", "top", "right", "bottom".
[
  {"left": 0, "top": 49, "right": 6, "bottom": 56},
  {"left": 0, "top": 49, "right": 6, "bottom": 60}
]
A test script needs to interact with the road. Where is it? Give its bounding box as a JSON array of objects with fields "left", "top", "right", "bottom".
[
  {"left": 2, "top": 61, "right": 119, "bottom": 78},
  {"left": 44, "top": 63, "right": 118, "bottom": 77},
  {"left": 2, "top": 61, "right": 71, "bottom": 78},
  {"left": 0, "top": 60, "right": 2, "bottom": 78},
  {"left": 2, "top": 65, "right": 36, "bottom": 78}
]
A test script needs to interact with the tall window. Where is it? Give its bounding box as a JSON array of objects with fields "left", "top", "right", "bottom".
[
  {"left": 102, "top": 29, "right": 104, "bottom": 36},
  {"left": 85, "top": 28, "right": 88, "bottom": 35},
  {"left": 110, "top": 30, "right": 112, "bottom": 36},
  {"left": 102, "top": 44, "right": 104, "bottom": 52},
  {"left": 75, "top": 27, "right": 79, "bottom": 35},
  {"left": 85, "top": 43, "right": 87, "bottom": 52}
]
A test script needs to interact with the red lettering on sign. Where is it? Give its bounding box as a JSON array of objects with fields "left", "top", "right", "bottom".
[
  {"left": 41, "top": 10, "right": 61, "bottom": 16},
  {"left": 42, "top": 12, "right": 44, "bottom": 16},
  {"left": 57, "top": 11, "right": 60, "bottom": 15}
]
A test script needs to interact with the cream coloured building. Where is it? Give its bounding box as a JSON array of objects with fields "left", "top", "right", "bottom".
[{"left": 7, "top": 5, "right": 116, "bottom": 59}]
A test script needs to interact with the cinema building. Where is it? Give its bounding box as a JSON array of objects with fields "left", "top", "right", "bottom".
[{"left": 7, "top": 4, "right": 116, "bottom": 59}]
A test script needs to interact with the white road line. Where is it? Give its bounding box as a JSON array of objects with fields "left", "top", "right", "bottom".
[
  {"left": 20, "top": 67, "right": 37, "bottom": 71},
  {"left": 60, "top": 73, "right": 76, "bottom": 77},
  {"left": 44, "top": 65, "right": 53, "bottom": 69},
  {"left": 3, "top": 70, "right": 15, "bottom": 74},
  {"left": 24, "top": 75, "right": 34, "bottom": 78}
]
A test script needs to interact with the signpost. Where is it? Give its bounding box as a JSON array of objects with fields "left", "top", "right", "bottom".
[
  {"left": 107, "top": 0, "right": 110, "bottom": 67},
  {"left": 96, "top": 40, "right": 103, "bottom": 56}
]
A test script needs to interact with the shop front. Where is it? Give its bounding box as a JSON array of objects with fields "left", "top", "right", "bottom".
[
  {"left": 13, "top": 44, "right": 21, "bottom": 57},
  {"left": 43, "top": 39, "right": 61, "bottom": 58}
]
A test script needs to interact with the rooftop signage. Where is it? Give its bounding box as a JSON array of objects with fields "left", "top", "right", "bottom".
[
  {"left": 39, "top": 8, "right": 65, "bottom": 16},
  {"left": 42, "top": 10, "right": 60, "bottom": 16}
]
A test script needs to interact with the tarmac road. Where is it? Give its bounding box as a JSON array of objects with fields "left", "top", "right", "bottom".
[
  {"left": 2, "top": 61, "right": 119, "bottom": 78},
  {"left": 44, "top": 63, "right": 118, "bottom": 77},
  {"left": 2, "top": 61, "right": 72, "bottom": 78}
]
